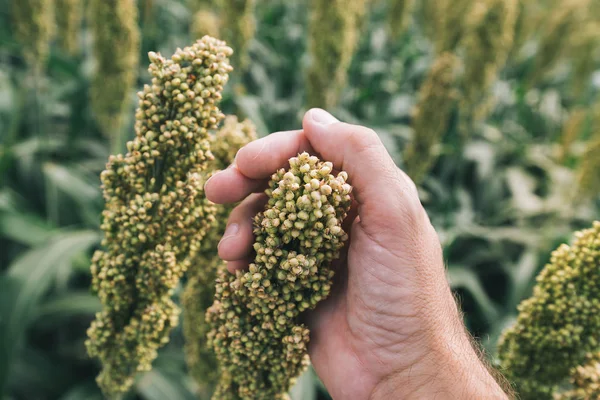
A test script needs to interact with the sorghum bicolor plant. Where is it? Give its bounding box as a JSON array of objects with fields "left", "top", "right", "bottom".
[
  {"left": 192, "top": 9, "right": 222, "bottom": 40},
  {"left": 89, "top": 0, "right": 140, "bottom": 152},
  {"left": 404, "top": 53, "right": 460, "bottom": 184},
  {"left": 432, "top": 0, "right": 473, "bottom": 53},
  {"left": 567, "top": 21, "right": 600, "bottom": 98},
  {"left": 461, "top": 0, "right": 518, "bottom": 123},
  {"left": 206, "top": 152, "right": 352, "bottom": 399},
  {"left": 11, "top": 0, "right": 55, "bottom": 70},
  {"left": 559, "top": 108, "right": 587, "bottom": 163},
  {"left": 577, "top": 135, "right": 600, "bottom": 198},
  {"left": 306, "top": 0, "right": 367, "bottom": 109},
  {"left": 215, "top": 0, "right": 257, "bottom": 71},
  {"left": 555, "top": 352, "right": 600, "bottom": 400},
  {"left": 387, "top": 0, "right": 414, "bottom": 38},
  {"left": 85, "top": 36, "right": 233, "bottom": 397},
  {"left": 182, "top": 116, "right": 257, "bottom": 390},
  {"left": 55, "top": 0, "right": 82, "bottom": 54},
  {"left": 497, "top": 221, "right": 600, "bottom": 399},
  {"left": 529, "top": 0, "right": 590, "bottom": 88}
]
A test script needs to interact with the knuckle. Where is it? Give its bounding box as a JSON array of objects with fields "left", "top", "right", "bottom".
[{"left": 346, "top": 125, "right": 381, "bottom": 150}]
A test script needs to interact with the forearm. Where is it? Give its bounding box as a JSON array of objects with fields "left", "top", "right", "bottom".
[
  {"left": 370, "top": 291, "right": 511, "bottom": 400},
  {"left": 371, "top": 333, "right": 510, "bottom": 399}
]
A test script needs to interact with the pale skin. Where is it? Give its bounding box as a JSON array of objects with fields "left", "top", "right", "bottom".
[{"left": 205, "top": 109, "right": 510, "bottom": 400}]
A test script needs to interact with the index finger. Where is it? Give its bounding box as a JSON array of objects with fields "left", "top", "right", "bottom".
[{"left": 204, "top": 129, "right": 313, "bottom": 204}]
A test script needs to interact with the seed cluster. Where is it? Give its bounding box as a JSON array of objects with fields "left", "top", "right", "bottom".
[
  {"left": 555, "top": 352, "right": 600, "bottom": 400},
  {"left": 498, "top": 221, "right": 600, "bottom": 399},
  {"left": 207, "top": 152, "right": 352, "bottom": 399},
  {"left": 85, "top": 36, "right": 233, "bottom": 397},
  {"left": 183, "top": 116, "right": 257, "bottom": 390}
]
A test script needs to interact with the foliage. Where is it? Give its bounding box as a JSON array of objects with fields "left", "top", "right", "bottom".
[{"left": 0, "top": 0, "right": 599, "bottom": 399}]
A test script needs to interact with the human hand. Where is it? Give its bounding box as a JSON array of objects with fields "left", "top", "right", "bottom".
[{"left": 204, "top": 109, "right": 509, "bottom": 399}]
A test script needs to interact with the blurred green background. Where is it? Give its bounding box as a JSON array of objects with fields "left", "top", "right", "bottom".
[{"left": 1, "top": 0, "right": 599, "bottom": 398}]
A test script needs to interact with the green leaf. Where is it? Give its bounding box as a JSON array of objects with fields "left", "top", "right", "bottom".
[
  {"left": 0, "top": 230, "right": 100, "bottom": 393},
  {"left": 289, "top": 368, "right": 317, "bottom": 400},
  {"left": 0, "top": 209, "right": 57, "bottom": 246},
  {"left": 447, "top": 267, "right": 500, "bottom": 325},
  {"left": 7, "top": 347, "right": 75, "bottom": 397},
  {"left": 59, "top": 382, "right": 103, "bottom": 400},
  {"left": 136, "top": 369, "right": 197, "bottom": 400},
  {"left": 32, "top": 292, "right": 101, "bottom": 323},
  {"left": 42, "top": 162, "right": 100, "bottom": 205}
]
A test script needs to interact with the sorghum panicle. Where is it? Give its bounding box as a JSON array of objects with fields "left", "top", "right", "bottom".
[
  {"left": 55, "top": 0, "right": 82, "bottom": 54},
  {"left": 89, "top": 0, "right": 140, "bottom": 150},
  {"left": 498, "top": 221, "right": 600, "bottom": 399},
  {"left": 461, "top": 0, "right": 518, "bottom": 122},
  {"left": 183, "top": 116, "right": 257, "bottom": 390},
  {"left": 11, "top": 0, "right": 55, "bottom": 70},
  {"left": 207, "top": 152, "right": 352, "bottom": 399},
  {"left": 215, "top": 0, "right": 257, "bottom": 71},
  {"left": 85, "top": 36, "right": 233, "bottom": 397},
  {"left": 432, "top": 0, "right": 473, "bottom": 53},
  {"left": 404, "top": 53, "right": 460, "bottom": 184},
  {"left": 529, "top": 0, "right": 590, "bottom": 88},
  {"left": 577, "top": 135, "right": 600, "bottom": 198},
  {"left": 306, "top": 0, "right": 368, "bottom": 109},
  {"left": 555, "top": 352, "right": 600, "bottom": 400},
  {"left": 387, "top": 0, "right": 414, "bottom": 38},
  {"left": 192, "top": 9, "right": 222, "bottom": 40}
]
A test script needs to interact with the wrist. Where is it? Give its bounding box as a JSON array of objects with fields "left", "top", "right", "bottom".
[{"left": 370, "top": 293, "right": 508, "bottom": 400}]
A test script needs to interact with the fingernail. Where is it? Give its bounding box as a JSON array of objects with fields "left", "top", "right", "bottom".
[
  {"left": 218, "top": 223, "right": 239, "bottom": 248},
  {"left": 310, "top": 108, "right": 339, "bottom": 125}
]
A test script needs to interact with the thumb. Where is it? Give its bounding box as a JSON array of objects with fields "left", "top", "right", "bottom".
[{"left": 302, "top": 109, "right": 424, "bottom": 234}]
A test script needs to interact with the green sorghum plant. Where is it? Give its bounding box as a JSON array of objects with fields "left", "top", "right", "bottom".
[
  {"left": 306, "top": 0, "right": 367, "bottom": 109},
  {"left": 85, "top": 36, "right": 233, "bottom": 397},
  {"left": 207, "top": 152, "right": 352, "bottom": 399},
  {"left": 554, "top": 352, "right": 600, "bottom": 400},
  {"left": 567, "top": 21, "right": 600, "bottom": 98},
  {"left": 404, "top": 53, "right": 460, "bottom": 184},
  {"left": 55, "top": 0, "right": 82, "bottom": 54},
  {"left": 387, "top": 0, "right": 414, "bottom": 38},
  {"left": 183, "top": 116, "right": 257, "bottom": 390},
  {"left": 497, "top": 221, "right": 600, "bottom": 399},
  {"left": 559, "top": 107, "right": 586, "bottom": 163},
  {"left": 461, "top": 0, "right": 518, "bottom": 123},
  {"left": 215, "top": 0, "right": 256, "bottom": 71},
  {"left": 432, "top": 0, "right": 473, "bottom": 53},
  {"left": 11, "top": 0, "right": 55, "bottom": 70},
  {"left": 89, "top": 0, "right": 140, "bottom": 152},
  {"left": 577, "top": 135, "right": 600, "bottom": 198},
  {"left": 192, "top": 8, "right": 222, "bottom": 39},
  {"left": 528, "top": 0, "right": 590, "bottom": 88}
]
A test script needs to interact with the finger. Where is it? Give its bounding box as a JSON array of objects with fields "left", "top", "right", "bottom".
[
  {"left": 205, "top": 166, "right": 266, "bottom": 204},
  {"left": 302, "top": 108, "right": 424, "bottom": 232},
  {"left": 226, "top": 259, "right": 252, "bottom": 274},
  {"left": 235, "top": 130, "right": 313, "bottom": 179},
  {"left": 205, "top": 130, "right": 313, "bottom": 204},
  {"left": 217, "top": 193, "right": 268, "bottom": 261}
]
